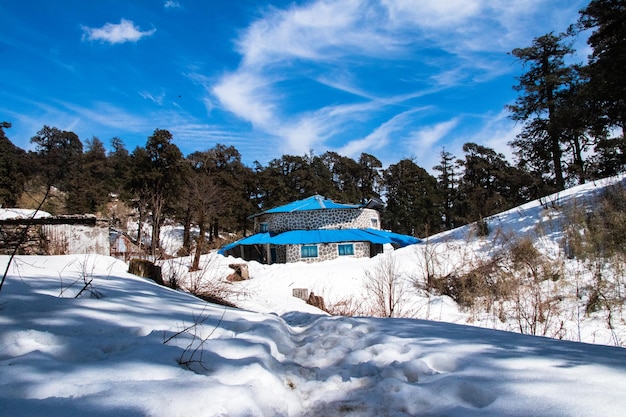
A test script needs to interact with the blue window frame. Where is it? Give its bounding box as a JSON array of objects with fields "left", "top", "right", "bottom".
[
  {"left": 338, "top": 243, "right": 354, "bottom": 256},
  {"left": 260, "top": 222, "right": 268, "bottom": 232},
  {"left": 301, "top": 245, "right": 318, "bottom": 258}
]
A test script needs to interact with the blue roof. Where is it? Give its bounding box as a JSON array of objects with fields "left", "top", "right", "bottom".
[
  {"left": 251, "top": 195, "right": 360, "bottom": 217},
  {"left": 219, "top": 228, "right": 419, "bottom": 253}
]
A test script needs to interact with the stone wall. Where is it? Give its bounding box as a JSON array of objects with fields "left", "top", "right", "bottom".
[
  {"left": 256, "top": 208, "right": 381, "bottom": 233},
  {"left": 0, "top": 224, "right": 49, "bottom": 255},
  {"left": 285, "top": 241, "right": 370, "bottom": 263},
  {"left": 249, "top": 206, "right": 382, "bottom": 264}
]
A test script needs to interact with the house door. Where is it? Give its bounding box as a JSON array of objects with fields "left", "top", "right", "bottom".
[{"left": 270, "top": 247, "right": 277, "bottom": 264}]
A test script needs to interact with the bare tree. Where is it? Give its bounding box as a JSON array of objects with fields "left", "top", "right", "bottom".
[
  {"left": 185, "top": 155, "right": 228, "bottom": 271},
  {"left": 365, "top": 254, "right": 408, "bottom": 318}
]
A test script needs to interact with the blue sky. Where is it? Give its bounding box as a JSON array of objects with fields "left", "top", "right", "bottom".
[{"left": 1, "top": 0, "right": 590, "bottom": 171}]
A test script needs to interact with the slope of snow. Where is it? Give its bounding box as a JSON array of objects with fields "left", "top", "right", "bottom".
[
  {"left": 1, "top": 254, "right": 626, "bottom": 416},
  {"left": 210, "top": 174, "right": 626, "bottom": 347}
]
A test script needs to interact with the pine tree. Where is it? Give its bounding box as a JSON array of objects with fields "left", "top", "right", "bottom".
[
  {"left": 579, "top": 0, "right": 626, "bottom": 174},
  {"left": 0, "top": 122, "right": 26, "bottom": 207},
  {"left": 433, "top": 148, "right": 458, "bottom": 230},
  {"left": 508, "top": 32, "right": 576, "bottom": 191},
  {"left": 383, "top": 159, "right": 441, "bottom": 236}
]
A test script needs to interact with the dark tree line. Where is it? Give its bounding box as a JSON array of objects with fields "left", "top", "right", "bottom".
[{"left": 0, "top": 0, "right": 624, "bottom": 249}]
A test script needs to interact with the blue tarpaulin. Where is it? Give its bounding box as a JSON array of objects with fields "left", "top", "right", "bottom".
[
  {"left": 251, "top": 195, "right": 361, "bottom": 217},
  {"left": 219, "top": 228, "right": 419, "bottom": 253}
]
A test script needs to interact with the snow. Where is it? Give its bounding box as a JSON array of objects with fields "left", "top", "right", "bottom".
[
  {"left": 216, "top": 174, "right": 626, "bottom": 346},
  {"left": 2, "top": 175, "right": 626, "bottom": 415},
  {"left": 0, "top": 208, "right": 51, "bottom": 220},
  {"left": 1, "top": 255, "right": 626, "bottom": 416}
]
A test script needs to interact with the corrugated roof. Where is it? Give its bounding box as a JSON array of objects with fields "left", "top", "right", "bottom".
[
  {"left": 251, "top": 195, "right": 361, "bottom": 218},
  {"left": 219, "top": 228, "right": 419, "bottom": 253}
]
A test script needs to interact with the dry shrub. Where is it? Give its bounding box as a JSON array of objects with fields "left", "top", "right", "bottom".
[
  {"left": 326, "top": 296, "right": 366, "bottom": 317},
  {"left": 562, "top": 181, "right": 626, "bottom": 340},
  {"left": 160, "top": 256, "right": 239, "bottom": 308},
  {"left": 427, "top": 235, "right": 564, "bottom": 336},
  {"left": 428, "top": 257, "right": 507, "bottom": 309},
  {"left": 475, "top": 218, "right": 490, "bottom": 237},
  {"left": 564, "top": 182, "right": 626, "bottom": 260}
]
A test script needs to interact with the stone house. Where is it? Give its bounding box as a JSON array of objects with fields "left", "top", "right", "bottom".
[{"left": 220, "top": 195, "right": 419, "bottom": 264}]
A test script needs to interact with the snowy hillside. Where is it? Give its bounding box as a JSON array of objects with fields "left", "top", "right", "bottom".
[
  {"left": 1, "top": 254, "right": 626, "bottom": 416},
  {"left": 171, "top": 174, "right": 624, "bottom": 347}
]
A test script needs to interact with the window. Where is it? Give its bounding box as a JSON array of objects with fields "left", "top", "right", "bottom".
[
  {"left": 338, "top": 243, "right": 354, "bottom": 256},
  {"left": 370, "top": 218, "right": 378, "bottom": 228},
  {"left": 301, "top": 245, "right": 318, "bottom": 258},
  {"left": 260, "top": 222, "right": 268, "bottom": 232}
]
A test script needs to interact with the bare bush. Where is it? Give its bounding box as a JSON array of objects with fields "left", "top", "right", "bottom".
[
  {"left": 160, "top": 255, "right": 238, "bottom": 308},
  {"left": 425, "top": 235, "right": 566, "bottom": 337},
  {"left": 163, "top": 304, "right": 227, "bottom": 372},
  {"left": 326, "top": 296, "right": 367, "bottom": 317},
  {"left": 561, "top": 182, "right": 626, "bottom": 344},
  {"left": 365, "top": 253, "right": 412, "bottom": 318},
  {"left": 58, "top": 255, "right": 106, "bottom": 299}
]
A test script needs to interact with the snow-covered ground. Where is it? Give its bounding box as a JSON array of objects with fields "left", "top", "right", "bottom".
[
  {"left": 2, "top": 254, "right": 626, "bottom": 416},
  {"left": 181, "top": 174, "right": 625, "bottom": 348}
]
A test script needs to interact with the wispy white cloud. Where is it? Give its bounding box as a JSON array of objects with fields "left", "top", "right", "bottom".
[
  {"left": 207, "top": 0, "right": 586, "bottom": 162},
  {"left": 138, "top": 91, "right": 165, "bottom": 105},
  {"left": 382, "top": 0, "right": 482, "bottom": 30},
  {"left": 408, "top": 118, "right": 460, "bottom": 150},
  {"left": 212, "top": 71, "right": 277, "bottom": 127},
  {"left": 164, "top": 1, "right": 181, "bottom": 9},
  {"left": 337, "top": 109, "right": 426, "bottom": 158},
  {"left": 464, "top": 109, "right": 521, "bottom": 162},
  {"left": 63, "top": 101, "right": 151, "bottom": 132},
  {"left": 81, "top": 19, "right": 155, "bottom": 44}
]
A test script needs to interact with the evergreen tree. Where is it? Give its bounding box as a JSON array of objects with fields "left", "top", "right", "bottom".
[
  {"left": 194, "top": 144, "right": 256, "bottom": 235},
  {"left": 357, "top": 153, "right": 383, "bottom": 202},
  {"left": 257, "top": 155, "right": 315, "bottom": 207},
  {"left": 108, "top": 137, "right": 133, "bottom": 200},
  {"left": 508, "top": 32, "right": 577, "bottom": 191},
  {"left": 383, "top": 158, "right": 440, "bottom": 236},
  {"left": 319, "top": 151, "right": 361, "bottom": 202},
  {"left": 579, "top": 0, "right": 626, "bottom": 136},
  {"left": 30, "top": 125, "right": 83, "bottom": 188},
  {"left": 66, "top": 137, "right": 112, "bottom": 214},
  {"left": 432, "top": 148, "right": 459, "bottom": 230},
  {"left": 579, "top": 0, "right": 626, "bottom": 174},
  {"left": 0, "top": 122, "right": 26, "bottom": 207},
  {"left": 456, "top": 143, "right": 531, "bottom": 223},
  {"left": 29, "top": 125, "right": 83, "bottom": 213},
  {"left": 129, "top": 129, "right": 185, "bottom": 257}
]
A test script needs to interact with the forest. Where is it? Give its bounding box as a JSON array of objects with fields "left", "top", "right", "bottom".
[{"left": 0, "top": 0, "right": 624, "bottom": 257}]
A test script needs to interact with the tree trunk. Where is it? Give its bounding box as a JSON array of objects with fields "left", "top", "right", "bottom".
[
  {"left": 212, "top": 220, "right": 219, "bottom": 242},
  {"left": 191, "top": 217, "right": 205, "bottom": 271},
  {"left": 182, "top": 206, "right": 192, "bottom": 255},
  {"left": 551, "top": 131, "right": 565, "bottom": 190},
  {"left": 137, "top": 208, "right": 143, "bottom": 251},
  {"left": 150, "top": 192, "right": 165, "bottom": 259},
  {"left": 572, "top": 136, "right": 585, "bottom": 184}
]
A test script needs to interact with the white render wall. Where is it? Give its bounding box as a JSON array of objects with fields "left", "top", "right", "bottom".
[{"left": 43, "top": 223, "right": 110, "bottom": 255}]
